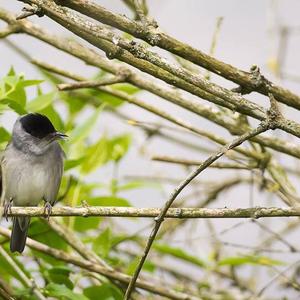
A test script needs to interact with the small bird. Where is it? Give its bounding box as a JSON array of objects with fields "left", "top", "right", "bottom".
[{"left": 0, "top": 113, "right": 66, "bottom": 253}]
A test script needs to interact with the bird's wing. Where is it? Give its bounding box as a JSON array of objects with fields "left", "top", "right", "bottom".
[{"left": 44, "top": 147, "right": 64, "bottom": 205}]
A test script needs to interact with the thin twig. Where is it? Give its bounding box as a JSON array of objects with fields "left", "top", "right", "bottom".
[
  {"left": 57, "top": 72, "right": 129, "bottom": 91},
  {"left": 152, "top": 155, "right": 256, "bottom": 169},
  {"left": 254, "top": 260, "right": 300, "bottom": 298},
  {"left": 252, "top": 219, "right": 298, "bottom": 252},
  {"left": 205, "top": 16, "right": 223, "bottom": 80}
]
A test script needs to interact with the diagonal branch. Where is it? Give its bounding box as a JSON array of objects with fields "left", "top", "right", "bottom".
[{"left": 124, "top": 116, "right": 273, "bottom": 298}]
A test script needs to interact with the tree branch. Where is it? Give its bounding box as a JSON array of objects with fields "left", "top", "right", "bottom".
[
  {"left": 57, "top": 0, "right": 300, "bottom": 111},
  {"left": 57, "top": 71, "right": 129, "bottom": 91},
  {"left": 1, "top": 206, "right": 300, "bottom": 218},
  {"left": 152, "top": 155, "right": 256, "bottom": 169}
]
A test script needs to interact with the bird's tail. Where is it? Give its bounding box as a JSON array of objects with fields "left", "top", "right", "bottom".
[{"left": 10, "top": 217, "right": 30, "bottom": 253}]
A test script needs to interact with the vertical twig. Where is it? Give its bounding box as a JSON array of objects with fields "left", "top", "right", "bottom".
[{"left": 205, "top": 16, "right": 223, "bottom": 80}]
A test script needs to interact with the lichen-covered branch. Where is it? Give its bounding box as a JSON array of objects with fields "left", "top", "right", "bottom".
[
  {"left": 2, "top": 206, "right": 300, "bottom": 218},
  {"left": 1, "top": 8, "right": 300, "bottom": 159},
  {"left": 58, "top": 0, "right": 300, "bottom": 111}
]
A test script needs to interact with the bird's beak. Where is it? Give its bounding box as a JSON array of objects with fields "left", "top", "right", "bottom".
[{"left": 53, "top": 132, "right": 68, "bottom": 140}]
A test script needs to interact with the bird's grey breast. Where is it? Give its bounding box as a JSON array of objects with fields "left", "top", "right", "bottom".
[{"left": 2, "top": 142, "right": 63, "bottom": 206}]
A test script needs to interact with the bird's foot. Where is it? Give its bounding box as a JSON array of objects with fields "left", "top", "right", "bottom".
[
  {"left": 4, "top": 198, "right": 13, "bottom": 221},
  {"left": 43, "top": 202, "right": 52, "bottom": 221}
]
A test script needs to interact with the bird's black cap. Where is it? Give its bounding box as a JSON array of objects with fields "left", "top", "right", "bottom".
[{"left": 20, "top": 113, "right": 56, "bottom": 139}]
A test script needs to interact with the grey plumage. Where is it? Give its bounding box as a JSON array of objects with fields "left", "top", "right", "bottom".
[{"left": 0, "top": 114, "right": 65, "bottom": 253}]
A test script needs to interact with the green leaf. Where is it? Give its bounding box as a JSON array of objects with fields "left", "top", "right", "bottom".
[
  {"left": 88, "top": 196, "right": 131, "bottom": 207},
  {"left": 116, "top": 180, "right": 159, "bottom": 192},
  {"left": 46, "top": 266, "right": 73, "bottom": 289},
  {"left": 0, "top": 127, "right": 10, "bottom": 143},
  {"left": 153, "top": 243, "right": 206, "bottom": 267},
  {"left": 218, "top": 255, "right": 284, "bottom": 267},
  {"left": 92, "top": 228, "right": 111, "bottom": 258},
  {"left": 7, "top": 66, "right": 16, "bottom": 76},
  {"left": 61, "top": 92, "right": 86, "bottom": 115},
  {"left": 64, "top": 157, "right": 85, "bottom": 171},
  {"left": 40, "top": 104, "right": 64, "bottom": 131},
  {"left": 69, "top": 104, "right": 104, "bottom": 144},
  {"left": 14, "top": 287, "right": 40, "bottom": 299},
  {"left": 113, "top": 83, "right": 140, "bottom": 95},
  {"left": 74, "top": 216, "right": 102, "bottom": 232},
  {"left": 110, "top": 134, "right": 131, "bottom": 162},
  {"left": 88, "top": 90, "right": 123, "bottom": 107},
  {"left": 26, "top": 92, "right": 56, "bottom": 112},
  {"left": 5, "top": 85, "right": 26, "bottom": 108},
  {"left": 45, "top": 283, "right": 88, "bottom": 300},
  {"left": 80, "top": 136, "right": 109, "bottom": 174},
  {"left": 83, "top": 284, "right": 123, "bottom": 300},
  {"left": 126, "top": 256, "right": 155, "bottom": 275},
  {"left": 18, "top": 79, "right": 44, "bottom": 88},
  {"left": 28, "top": 219, "right": 68, "bottom": 265},
  {"left": 0, "top": 71, "right": 43, "bottom": 114},
  {"left": 1, "top": 98, "right": 27, "bottom": 114}
]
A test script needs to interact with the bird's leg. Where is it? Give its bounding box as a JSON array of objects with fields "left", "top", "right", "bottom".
[
  {"left": 4, "top": 197, "right": 13, "bottom": 221},
  {"left": 43, "top": 202, "right": 52, "bottom": 221}
]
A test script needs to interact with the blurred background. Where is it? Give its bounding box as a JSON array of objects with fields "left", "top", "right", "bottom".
[{"left": 1, "top": 1, "right": 300, "bottom": 299}]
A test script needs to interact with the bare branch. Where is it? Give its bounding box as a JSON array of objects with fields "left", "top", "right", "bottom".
[
  {"left": 57, "top": 70, "right": 130, "bottom": 91},
  {"left": 1, "top": 206, "right": 300, "bottom": 218},
  {"left": 152, "top": 155, "right": 256, "bottom": 169}
]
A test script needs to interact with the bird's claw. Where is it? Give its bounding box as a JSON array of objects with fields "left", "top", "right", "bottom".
[
  {"left": 43, "top": 202, "right": 52, "bottom": 221},
  {"left": 3, "top": 198, "right": 13, "bottom": 222}
]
